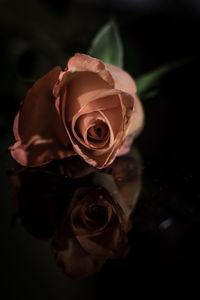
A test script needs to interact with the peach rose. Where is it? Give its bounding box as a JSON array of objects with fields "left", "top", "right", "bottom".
[{"left": 9, "top": 53, "right": 144, "bottom": 168}]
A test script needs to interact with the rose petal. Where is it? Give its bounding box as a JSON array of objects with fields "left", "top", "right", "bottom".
[
  {"left": 9, "top": 67, "right": 74, "bottom": 167},
  {"left": 67, "top": 53, "right": 114, "bottom": 86},
  {"left": 117, "top": 95, "right": 144, "bottom": 157},
  {"left": 68, "top": 88, "right": 122, "bottom": 121},
  {"left": 104, "top": 64, "right": 144, "bottom": 157},
  {"left": 63, "top": 72, "right": 112, "bottom": 122},
  {"left": 106, "top": 63, "right": 137, "bottom": 95},
  {"left": 100, "top": 106, "right": 122, "bottom": 138},
  {"left": 87, "top": 122, "right": 108, "bottom": 140},
  {"left": 75, "top": 112, "right": 110, "bottom": 149}
]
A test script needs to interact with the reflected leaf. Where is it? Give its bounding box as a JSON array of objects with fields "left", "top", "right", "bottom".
[{"left": 9, "top": 152, "right": 142, "bottom": 279}]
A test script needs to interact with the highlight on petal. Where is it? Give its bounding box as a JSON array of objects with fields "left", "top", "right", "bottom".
[{"left": 9, "top": 67, "right": 74, "bottom": 167}]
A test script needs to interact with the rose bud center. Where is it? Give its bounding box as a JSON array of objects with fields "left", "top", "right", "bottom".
[{"left": 87, "top": 122, "right": 109, "bottom": 141}]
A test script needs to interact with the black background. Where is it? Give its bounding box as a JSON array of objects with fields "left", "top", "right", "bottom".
[{"left": 1, "top": 0, "right": 200, "bottom": 298}]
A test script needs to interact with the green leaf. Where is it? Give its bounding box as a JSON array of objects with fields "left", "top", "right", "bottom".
[
  {"left": 88, "top": 20, "right": 123, "bottom": 68},
  {"left": 141, "top": 89, "right": 159, "bottom": 100},
  {"left": 136, "top": 57, "right": 192, "bottom": 99}
]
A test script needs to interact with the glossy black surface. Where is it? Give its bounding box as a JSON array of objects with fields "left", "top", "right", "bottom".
[
  {"left": 8, "top": 154, "right": 142, "bottom": 280},
  {"left": 1, "top": 0, "right": 200, "bottom": 297}
]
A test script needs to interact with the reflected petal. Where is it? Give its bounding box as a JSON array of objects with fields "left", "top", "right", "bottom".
[{"left": 52, "top": 236, "right": 106, "bottom": 280}]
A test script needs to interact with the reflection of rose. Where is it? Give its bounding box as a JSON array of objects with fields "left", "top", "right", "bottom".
[
  {"left": 10, "top": 154, "right": 142, "bottom": 279},
  {"left": 52, "top": 183, "right": 131, "bottom": 279},
  {"left": 72, "top": 186, "right": 131, "bottom": 256},
  {"left": 9, "top": 53, "right": 144, "bottom": 168},
  {"left": 52, "top": 155, "right": 142, "bottom": 279}
]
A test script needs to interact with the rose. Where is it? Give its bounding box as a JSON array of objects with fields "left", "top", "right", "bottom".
[{"left": 9, "top": 53, "right": 144, "bottom": 168}]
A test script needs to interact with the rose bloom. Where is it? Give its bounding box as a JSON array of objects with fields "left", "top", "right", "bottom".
[{"left": 9, "top": 53, "right": 144, "bottom": 168}]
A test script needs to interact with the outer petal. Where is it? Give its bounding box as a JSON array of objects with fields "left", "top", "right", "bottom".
[
  {"left": 105, "top": 64, "right": 137, "bottom": 95},
  {"left": 106, "top": 64, "right": 144, "bottom": 156},
  {"left": 67, "top": 53, "right": 114, "bottom": 86},
  {"left": 9, "top": 67, "right": 74, "bottom": 167},
  {"left": 117, "top": 95, "right": 144, "bottom": 157}
]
